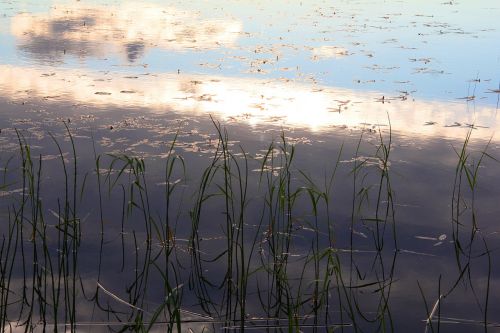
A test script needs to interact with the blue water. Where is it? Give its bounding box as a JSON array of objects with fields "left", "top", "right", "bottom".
[{"left": 1, "top": 0, "right": 498, "bottom": 105}]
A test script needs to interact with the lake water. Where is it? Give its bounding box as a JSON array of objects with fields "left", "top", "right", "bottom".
[{"left": 0, "top": 1, "right": 499, "bottom": 332}]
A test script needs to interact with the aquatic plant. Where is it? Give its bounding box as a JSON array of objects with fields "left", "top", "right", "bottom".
[{"left": 0, "top": 121, "right": 497, "bottom": 332}]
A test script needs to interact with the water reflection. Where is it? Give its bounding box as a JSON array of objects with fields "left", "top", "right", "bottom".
[
  {"left": 1, "top": 129, "right": 498, "bottom": 332},
  {"left": 4, "top": 0, "right": 498, "bottom": 107},
  {"left": 1, "top": 1, "right": 500, "bottom": 332},
  {"left": 11, "top": 2, "right": 242, "bottom": 62},
  {"left": 0, "top": 64, "right": 497, "bottom": 141},
  {"left": 311, "top": 46, "right": 349, "bottom": 60}
]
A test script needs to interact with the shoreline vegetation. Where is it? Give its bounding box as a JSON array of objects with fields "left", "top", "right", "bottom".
[{"left": 0, "top": 119, "right": 497, "bottom": 332}]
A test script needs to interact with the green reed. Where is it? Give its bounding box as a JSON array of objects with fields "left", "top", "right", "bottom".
[{"left": 0, "top": 121, "right": 497, "bottom": 332}]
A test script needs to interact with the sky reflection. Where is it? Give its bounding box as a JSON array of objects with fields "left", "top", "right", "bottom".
[
  {"left": 10, "top": 2, "right": 242, "bottom": 63},
  {"left": 0, "top": 1, "right": 499, "bottom": 331},
  {"left": 0, "top": 64, "right": 498, "bottom": 141},
  {"left": 1, "top": 0, "right": 498, "bottom": 105}
]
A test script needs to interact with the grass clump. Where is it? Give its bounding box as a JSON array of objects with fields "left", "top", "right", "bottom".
[{"left": 0, "top": 120, "right": 497, "bottom": 332}]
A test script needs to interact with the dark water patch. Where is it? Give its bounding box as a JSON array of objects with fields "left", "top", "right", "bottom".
[{"left": 1, "top": 98, "right": 499, "bottom": 330}]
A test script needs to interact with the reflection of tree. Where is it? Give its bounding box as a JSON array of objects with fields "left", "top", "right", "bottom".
[{"left": 11, "top": 3, "right": 242, "bottom": 63}]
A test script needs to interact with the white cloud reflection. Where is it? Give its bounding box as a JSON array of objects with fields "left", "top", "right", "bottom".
[
  {"left": 311, "top": 46, "right": 349, "bottom": 59},
  {"left": 11, "top": 2, "right": 242, "bottom": 61},
  {"left": 1, "top": 64, "right": 497, "bottom": 141}
]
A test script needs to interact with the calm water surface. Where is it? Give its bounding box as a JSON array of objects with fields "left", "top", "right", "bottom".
[{"left": 0, "top": 1, "right": 499, "bottom": 332}]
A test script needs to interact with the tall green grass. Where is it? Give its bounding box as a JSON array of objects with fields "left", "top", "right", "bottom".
[{"left": 0, "top": 121, "right": 496, "bottom": 332}]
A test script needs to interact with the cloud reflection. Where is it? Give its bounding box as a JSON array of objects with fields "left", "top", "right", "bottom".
[
  {"left": 11, "top": 2, "right": 242, "bottom": 62},
  {"left": 0, "top": 64, "right": 497, "bottom": 141},
  {"left": 311, "top": 46, "right": 349, "bottom": 59}
]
